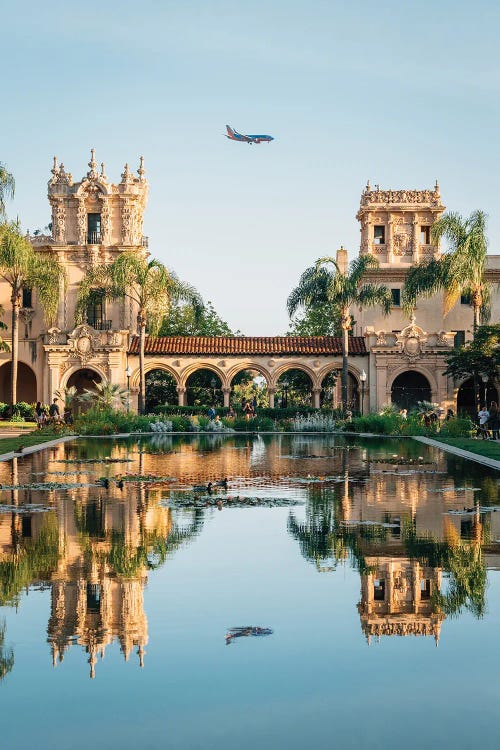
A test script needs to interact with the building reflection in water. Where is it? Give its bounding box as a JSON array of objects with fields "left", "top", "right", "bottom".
[
  {"left": 289, "top": 445, "right": 494, "bottom": 644},
  {"left": 0, "top": 446, "right": 203, "bottom": 679}
]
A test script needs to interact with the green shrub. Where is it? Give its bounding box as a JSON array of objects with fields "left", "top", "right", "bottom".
[
  {"left": 230, "top": 416, "right": 275, "bottom": 432},
  {"left": 349, "top": 412, "right": 402, "bottom": 435},
  {"left": 12, "top": 402, "right": 36, "bottom": 421},
  {"left": 439, "top": 417, "right": 473, "bottom": 438}
]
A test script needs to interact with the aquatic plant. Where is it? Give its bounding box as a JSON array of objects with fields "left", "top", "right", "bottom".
[{"left": 0, "top": 620, "right": 14, "bottom": 682}]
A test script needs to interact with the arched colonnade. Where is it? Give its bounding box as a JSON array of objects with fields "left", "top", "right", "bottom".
[{"left": 129, "top": 358, "right": 365, "bottom": 410}]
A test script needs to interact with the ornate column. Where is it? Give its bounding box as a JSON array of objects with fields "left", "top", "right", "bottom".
[
  {"left": 222, "top": 387, "right": 231, "bottom": 408},
  {"left": 176, "top": 386, "right": 186, "bottom": 406},
  {"left": 312, "top": 388, "right": 321, "bottom": 409},
  {"left": 387, "top": 215, "right": 394, "bottom": 264},
  {"left": 268, "top": 387, "right": 276, "bottom": 408},
  {"left": 76, "top": 197, "right": 87, "bottom": 245},
  {"left": 100, "top": 196, "right": 110, "bottom": 245},
  {"left": 412, "top": 212, "right": 420, "bottom": 262}
]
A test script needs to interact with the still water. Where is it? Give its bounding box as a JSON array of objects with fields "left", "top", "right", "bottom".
[{"left": 1, "top": 434, "right": 500, "bottom": 749}]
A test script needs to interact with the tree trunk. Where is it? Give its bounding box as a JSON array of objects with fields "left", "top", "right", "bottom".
[
  {"left": 473, "top": 302, "right": 481, "bottom": 410},
  {"left": 341, "top": 309, "right": 350, "bottom": 414},
  {"left": 138, "top": 312, "right": 146, "bottom": 415},
  {"left": 11, "top": 292, "right": 19, "bottom": 407}
]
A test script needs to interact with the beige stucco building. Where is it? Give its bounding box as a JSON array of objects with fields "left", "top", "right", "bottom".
[{"left": 0, "top": 155, "right": 497, "bottom": 413}]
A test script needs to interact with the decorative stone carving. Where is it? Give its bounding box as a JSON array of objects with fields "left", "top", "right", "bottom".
[
  {"left": 361, "top": 188, "right": 442, "bottom": 207},
  {"left": 376, "top": 331, "right": 387, "bottom": 345},
  {"left": 121, "top": 198, "right": 134, "bottom": 244},
  {"left": 107, "top": 331, "right": 122, "bottom": 346},
  {"left": 100, "top": 197, "right": 110, "bottom": 245},
  {"left": 68, "top": 325, "right": 102, "bottom": 365},
  {"left": 52, "top": 200, "right": 66, "bottom": 243},
  {"left": 77, "top": 198, "right": 87, "bottom": 245},
  {"left": 399, "top": 313, "right": 427, "bottom": 362},
  {"left": 47, "top": 327, "right": 65, "bottom": 345}
]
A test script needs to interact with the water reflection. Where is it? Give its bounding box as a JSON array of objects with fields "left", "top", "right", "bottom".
[
  {"left": 288, "top": 445, "right": 495, "bottom": 643},
  {"left": 1, "top": 433, "right": 500, "bottom": 683}
]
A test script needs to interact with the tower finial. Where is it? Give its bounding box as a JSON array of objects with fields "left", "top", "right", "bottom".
[
  {"left": 88, "top": 148, "right": 98, "bottom": 178},
  {"left": 51, "top": 156, "right": 59, "bottom": 176},
  {"left": 100, "top": 162, "right": 107, "bottom": 180},
  {"left": 138, "top": 155, "right": 146, "bottom": 180},
  {"left": 365, "top": 179, "right": 371, "bottom": 191},
  {"left": 121, "top": 162, "right": 133, "bottom": 183},
  {"left": 434, "top": 179, "right": 440, "bottom": 194}
]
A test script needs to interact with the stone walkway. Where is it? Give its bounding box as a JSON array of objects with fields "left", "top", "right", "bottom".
[{"left": 414, "top": 436, "right": 500, "bottom": 472}]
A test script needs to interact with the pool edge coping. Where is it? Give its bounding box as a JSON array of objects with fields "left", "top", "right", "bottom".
[{"left": 414, "top": 435, "right": 500, "bottom": 471}]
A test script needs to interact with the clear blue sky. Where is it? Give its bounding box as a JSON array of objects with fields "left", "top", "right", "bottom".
[{"left": 3, "top": 0, "right": 500, "bottom": 334}]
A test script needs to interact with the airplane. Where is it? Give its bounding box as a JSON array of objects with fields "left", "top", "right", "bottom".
[{"left": 225, "top": 125, "right": 274, "bottom": 144}]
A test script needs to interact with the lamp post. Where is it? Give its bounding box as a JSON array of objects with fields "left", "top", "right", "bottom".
[
  {"left": 210, "top": 376, "right": 217, "bottom": 403},
  {"left": 481, "top": 374, "right": 489, "bottom": 406},
  {"left": 282, "top": 379, "right": 289, "bottom": 409},
  {"left": 125, "top": 366, "right": 131, "bottom": 412},
  {"left": 360, "top": 370, "right": 367, "bottom": 416}
]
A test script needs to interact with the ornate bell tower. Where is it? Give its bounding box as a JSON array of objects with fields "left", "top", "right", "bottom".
[{"left": 356, "top": 182, "right": 445, "bottom": 267}]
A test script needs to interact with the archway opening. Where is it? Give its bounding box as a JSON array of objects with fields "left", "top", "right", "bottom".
[
  {"left": 276, "top": 369, "right": 313, "bottom": 408},
  {"left": 66, "top": 369, "right": 103, "bottom": 413},
  {"left": 230, "top": 369, "right": 269, "bottom": 413},
  {"left": 186, "top": 369, "right": 223, "bottom": 407},
  {"left": 320, "top": 371, "right": 337, "bottom": 408},
  {"left": 145, "top": 369, "right": 178, "bottom": 412},
  {"left": 457, "top": 377, "right": 498, "bottom": 417},
  {"left": 0, "top": 361, "right": 37, "bottom": 404},
  {"left": 391, "top": 371, "right": 431, "bottom": 411}
]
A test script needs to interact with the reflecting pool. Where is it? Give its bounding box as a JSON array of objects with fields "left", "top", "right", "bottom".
[{"left": 1, "top": 434, "right": 500, "bottom": 749}]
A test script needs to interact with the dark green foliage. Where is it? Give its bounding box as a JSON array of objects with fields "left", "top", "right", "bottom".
[
  {"left": 159, "top": 299, "right": 236, "bottom": 336},
  {"left": 445, "top": 324, "right": 500, "bottom": 381},
  {"left": 229, "top": 416, "right": 275, "bottom": 432}
]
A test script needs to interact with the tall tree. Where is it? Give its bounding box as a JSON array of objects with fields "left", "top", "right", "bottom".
[
  {"left": 77, "top": 252, "right": 202, "bottom": 414},
  {"left": 287, "top": 254, "right": 392, "bottom": 412},
  {"left": 0, "top": 163, "right": 15, "bottom": 219},
  {"left": 402, "top": 210, "right": 489, "bottom": 334},
  {"left": 0, "top": 223, "right": 64, "bottom": 405},
  {"left": 159, "top": 299, "right": 237, "bottom": 336}
]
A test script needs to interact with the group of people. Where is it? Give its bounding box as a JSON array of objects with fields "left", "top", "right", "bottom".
[
  {"left": 477, "top": 402, "right": 500, "bottom": 440},
  {"left": 34, "top": 398, "right": 72, "bottom": 429},
  {"left": 206, "top": 397, "right": 258, "bottom": 423}
]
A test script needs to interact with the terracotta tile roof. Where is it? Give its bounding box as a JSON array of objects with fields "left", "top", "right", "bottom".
[{"left": 128, "top": 335, "right": 367, "bottom": 356}]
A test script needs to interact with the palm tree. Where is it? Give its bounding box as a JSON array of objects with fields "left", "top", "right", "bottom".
[
  {"left": 402, "top": 210, "right": 489, "bottom": 334},
  {"left": 79, "top": 381, "right": 129, "bottom": 410},
  {"left": 0, "top": 223, "right": 64, "bottom": 405},
  {"left": 55, "top": 385, "right": 78, "bottom": 412},
  {"left": 77, "top": 252, "right": 202, "bottom": 413},
  {"left": 287, "top": 253, "right": 392, "bottom": 413},
  {"left": 0, "top": 163, "right": 15, "bottom": 219}
]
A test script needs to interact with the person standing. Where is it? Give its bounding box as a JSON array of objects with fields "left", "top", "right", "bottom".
[
  {"left": 35, "top": 401, "right": 46, "bottom": 430},
  {"left": 477, "top": 405, "right": 489, "bottom": 439},
  {"left": 488, "top": 401, "right": 500, "bottom": 440},
  {"left": 49, "top": 398, "right": 62, "bottom": 423}
]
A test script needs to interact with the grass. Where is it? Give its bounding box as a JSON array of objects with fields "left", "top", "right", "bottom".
[
  {"left": 432, "top": 436, "right": 500, "bottom": 460},
  {"left": 0, "top": 431, "right": 62, "bottom": 456},
  {"left": 0, "top": 421, "right": 36, "bottom": 430}
]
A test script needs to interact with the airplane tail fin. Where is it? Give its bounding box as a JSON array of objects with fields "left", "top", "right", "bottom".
[{"left": 226, "top": 124, "right": 235, "bottom": 137}]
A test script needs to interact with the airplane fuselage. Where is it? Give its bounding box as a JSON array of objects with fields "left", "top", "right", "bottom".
[{"left": 225, "top": 125, "right": 274, "bottom": 144}]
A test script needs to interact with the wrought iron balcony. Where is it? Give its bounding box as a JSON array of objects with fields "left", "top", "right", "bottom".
[
  {"left": 87, "top": 231, "right": 102, "bottom": 244},
  {"left": 87, "top": 318, "right": 112, "bottom": 331}
]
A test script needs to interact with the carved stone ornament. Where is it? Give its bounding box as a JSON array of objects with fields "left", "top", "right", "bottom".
[
  {"left": 399, "top": 313, "right": 426, "bottom": 361},
  {"left": 376, "top": 331, "right": 387, "bottom": 345},
  {"left": 47, "top": 327, "right": 64, "bottom": 345},
  {"left": 68, "top": 324, "right": 102, "bottom": 365}
]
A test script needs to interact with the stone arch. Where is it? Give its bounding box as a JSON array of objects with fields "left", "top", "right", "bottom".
[
  {"left": 60, "top": 364, "right": 108, "bottom": 391},
  {"left": 226, "top": 362, "right": 272, "bottom": 388},
  {"left": 390, "top": 370, "right": 433, "bottom": 410},
  {"left": 0, "top": 361, "right": 37, "bottom": 403},
  {"left": 388, "top": 365, "right": 438, "bottom": 397},
  {"left": 183, "top": 365, "right": 225, "bottom": 408},
  {"left": 179, "top": 363, "right": 227, "bottom": 390},
  {"left": 130, "top": 361, "right": 180, "bottom": 389},
  {"left": 271, "top": 362, "right": 318, "bottom": 390}
]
